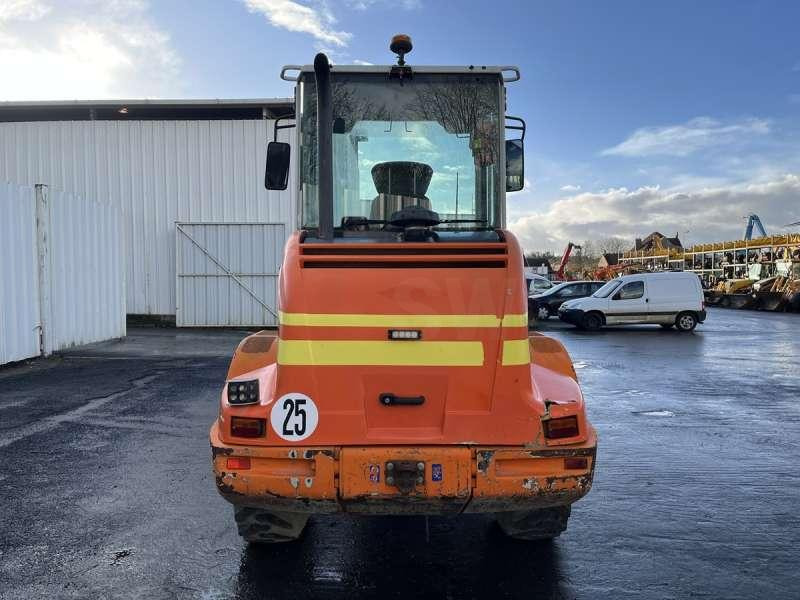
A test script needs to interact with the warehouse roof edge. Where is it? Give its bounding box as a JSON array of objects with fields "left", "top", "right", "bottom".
[{"left": 0, "top": 98, "right": 294, "bottom": 122}]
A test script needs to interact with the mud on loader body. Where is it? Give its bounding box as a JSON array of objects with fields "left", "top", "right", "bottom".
[{"left": 210, "top": 37, "right": 596, "bottom": 542}]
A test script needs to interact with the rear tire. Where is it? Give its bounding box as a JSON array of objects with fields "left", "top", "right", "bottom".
[
  {"left": 582, "top": 312, "right": 603, "bottom": 331},
  {"left": 496, "top": 505, "right": 571, "bottom": 540},
  {"left": 675, "top": 312, "right": 698, "bottom": 332},
  {"left": 233, "top": 506, "right": 308, "bottom": 543}
]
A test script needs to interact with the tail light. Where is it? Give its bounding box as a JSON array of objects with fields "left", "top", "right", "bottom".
[
  {"left": 231, "top": 417, "right": 265, "bottom": 438},
  {"left": 226, "top": 457, "right": 251, "bottom": 470},
  {"left": 564, "top": 457, "right": 588, "bottom": 470},
  {"left": 543, "top": 416, "right": 579, "bottom": 439}
]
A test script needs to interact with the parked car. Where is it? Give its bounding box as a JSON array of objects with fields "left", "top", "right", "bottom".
[
  {"left": 528, "top": 280, "right": 605, "bottom": 320},
  {"left": 525, "top": 273, "right": 554, "bottom": 295},
  {"left": 558, "top": 271, "right": 706, "bottom": 332}
]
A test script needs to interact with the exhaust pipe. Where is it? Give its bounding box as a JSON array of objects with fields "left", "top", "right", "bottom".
[{"left": 314, "top": 52, "right": 334, "bottom": 241}]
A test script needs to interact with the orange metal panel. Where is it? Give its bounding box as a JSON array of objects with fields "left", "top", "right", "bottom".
[
  {"left": 214, "top": 231, "right": 590, "bottom": 450},
  {"left": 339, "top": 446, "right": 471, "bottom": 500},
  {"left": 226, "top": 331, "right": 277, "bottom": 380},
  {"left": 473, "top": 440, "right": 596, "bottom": 501},
  {"left": 211, "top": 424, "right": 337, "bottom": 501}
]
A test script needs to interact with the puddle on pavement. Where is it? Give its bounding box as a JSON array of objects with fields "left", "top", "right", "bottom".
[{"left": 632, "top": 410, "right": 675, "bottom": 417}]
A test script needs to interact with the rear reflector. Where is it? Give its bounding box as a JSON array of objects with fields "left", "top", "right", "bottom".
[
  {"left": 231, "top": 417, "right": 265, "bottom": 438},
  {"left": 226, "top": 457, "right": 251, "bottom": 470},
  {"left": 564, "top": 457, "right": 588, "bottom": 470},
  {"left": 543, "top": 416, "right": 579, "bottom": 439}
]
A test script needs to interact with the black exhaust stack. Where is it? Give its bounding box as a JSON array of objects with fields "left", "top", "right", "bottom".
[{"left": 314, "top": 53, "right": 334, "bottom": 241}]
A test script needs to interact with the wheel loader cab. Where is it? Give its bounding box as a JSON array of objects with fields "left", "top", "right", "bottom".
[
  {"left": 212, "top": 39, "right": 596, "bottom": 543},
  {"left": 265, "top": 54, "right": 524, "bottom": 236}
]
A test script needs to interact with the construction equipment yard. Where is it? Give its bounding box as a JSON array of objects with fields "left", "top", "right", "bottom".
[
  {"left": 1, "top": 309, "right": 797, "bottom": 600},
  {"left": 615, "top": 232, "right": 800, "bottom": 314}
]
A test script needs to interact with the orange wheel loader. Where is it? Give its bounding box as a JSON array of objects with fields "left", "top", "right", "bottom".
[{"left": 210, "top": 36, "right": 596, "bottom": 542}]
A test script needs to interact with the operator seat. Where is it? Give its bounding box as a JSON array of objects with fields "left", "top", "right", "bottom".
[{"left": 369, "top": 161, "right": 433, "bottom": 220}]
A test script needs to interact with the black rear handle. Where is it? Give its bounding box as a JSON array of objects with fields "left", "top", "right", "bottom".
[{"left": 379, "top": 393, "right": 425, "bottom": 406}]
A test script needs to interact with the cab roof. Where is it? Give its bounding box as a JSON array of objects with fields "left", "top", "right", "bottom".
[{"left": 281, "top": 64, "right": 520, "bottom": 82}]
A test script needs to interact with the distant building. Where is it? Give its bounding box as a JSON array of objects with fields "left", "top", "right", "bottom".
[
  {"left": 597, "top": 253, "right": 620, "bottom": 268},
  {"left": 633, "top": 232, "right": 683, "bottom": 252},
  {"left": 524, "top": 256, "right": 554, "bottom": 277},
  {"left": 0, "top": 98, "right": 294, "bottom": 326}
]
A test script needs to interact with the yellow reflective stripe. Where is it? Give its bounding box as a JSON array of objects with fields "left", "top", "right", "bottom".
[
  {"left": 500, "top": 313, "right": 528, "bottom": 327},
  {"left": 502, "top": 339, "right": 531, "bottom": 366},
  {"left": 279, "top": 311, "right": 527, "bottom": 328},
  {"left": 277, "top": 339, "right": 484, "bottom": 366}
]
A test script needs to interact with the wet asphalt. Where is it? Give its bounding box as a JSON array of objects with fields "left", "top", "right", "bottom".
[{"left": 0, "top": 309, "right": 798, "bottom": 600}]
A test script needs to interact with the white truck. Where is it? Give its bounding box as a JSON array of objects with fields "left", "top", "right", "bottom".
[{"left": 558, "top": 271, "right": 707, "bottom": 332}]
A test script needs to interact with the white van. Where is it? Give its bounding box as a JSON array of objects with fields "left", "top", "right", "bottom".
[{"left": 558, "top": 271, "right": 706, "bottom": 332}]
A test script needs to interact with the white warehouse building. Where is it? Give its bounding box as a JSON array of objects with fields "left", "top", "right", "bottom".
[{"left": 0, "top": 98, "right": 296, "bottom": 327}]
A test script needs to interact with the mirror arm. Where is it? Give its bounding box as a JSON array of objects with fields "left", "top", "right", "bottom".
[
  {"left": 505, "top": 115, "right": 526, "bottom": 141},
  {"left": 273, "top": 114, "right": 296, "bottom": 142}
]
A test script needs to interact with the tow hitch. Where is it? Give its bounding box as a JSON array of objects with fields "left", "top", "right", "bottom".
[{"left": 385, "top": 461, "right": 425, "bottom": 494}]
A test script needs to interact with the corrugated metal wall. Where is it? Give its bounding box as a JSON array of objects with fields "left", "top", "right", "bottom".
[
  {"left": 175, "top": 222, "right": 285, "bottom": 327},
  {"left": 0, "top": 119, "right": 296, "bottom": 316},
  {"left": 0, "top": 183, "right": 125, "bottom": 365},
  {"left": 46, "top": 187, "right": 125, "bottom": 352},
  {"left": 0, "top": 183, "right": 40, "bottom": 364}
]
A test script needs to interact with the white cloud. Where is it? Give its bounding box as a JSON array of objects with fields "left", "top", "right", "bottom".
[
  {"left": 243, "top": 0, "right": 352, "bottom": 47},
  {"left": 0, "top": 0, "right": 181, "bottom": 100},
  {"left": 353, "top": 59, "right": 373, "bottom": 65},
  {"left": 602, "top": 117, "right": 771, "bottom": 158},
  {"left": 509, "top": 174, "right": 800, "bottom": 252},
  {"left": 398, "top": 134, "right": 436, "bottom": 153},
  {"left": 560, "top": 184, "right": 581, "bottom": 192},
  {"left": 346, "top": 0, "right": 421, "bottom": 9},
  {"left": 0, "top": 0, "right": 50, "bottom": 21}
]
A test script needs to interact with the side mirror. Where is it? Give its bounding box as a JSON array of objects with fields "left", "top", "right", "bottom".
[
  {"left": 506, "top": 139, "right": 524, "bottom": 192},
  {"left": 265, "top": 141, "right": 291, "bottom": 190}
]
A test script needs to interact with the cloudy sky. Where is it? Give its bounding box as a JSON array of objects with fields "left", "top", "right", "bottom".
[{"left": 1, "top": 0, "right": 799, "bottom": 252}]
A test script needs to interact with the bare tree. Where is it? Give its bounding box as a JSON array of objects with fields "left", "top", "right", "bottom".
[
  {"left": 580, "top": 239, "right": 599, "bottom": 260},
  {"left": 596, "top": 236, "right": 632, "bottom": 255}
]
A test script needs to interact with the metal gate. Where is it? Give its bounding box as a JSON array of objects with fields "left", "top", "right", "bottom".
[
  {"left": 0, "top": 183, "right": 40, "bottom": 364},
  {"left": 1, "top": 183, "right": 125, "bottom": 365},
  {"left": 175, "top": 222, "right": 285, "bottom": 327}
]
